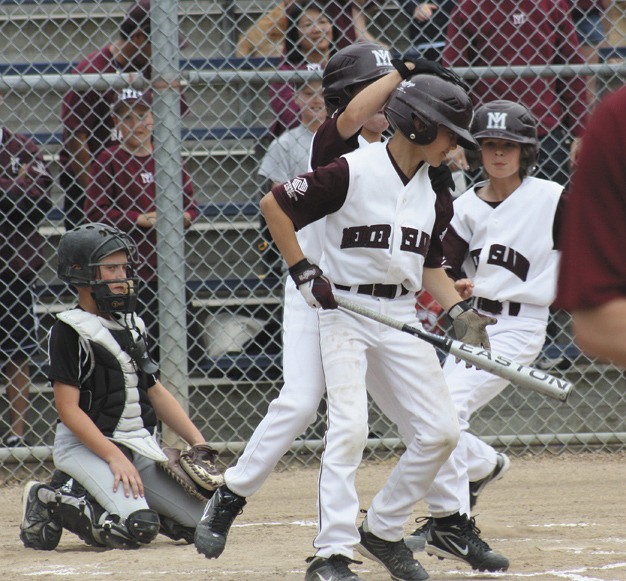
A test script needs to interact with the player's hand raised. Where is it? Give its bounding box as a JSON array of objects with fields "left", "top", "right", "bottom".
[{"left": 289, "top": 258, "right": 337, "bottom": 310}]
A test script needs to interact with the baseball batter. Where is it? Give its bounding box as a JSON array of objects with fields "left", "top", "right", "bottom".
[
  {"left": 195, "top": 43, "right": 397, "bottom": 563},
  {"left": 193, "top": 45, "right": 467, "bottom": 580},
  {"left": 405, "top": 101, "right": 564, "bottom": 572},
  {"left": 258, "top": 76, "right": 498, "bottom": 581}
]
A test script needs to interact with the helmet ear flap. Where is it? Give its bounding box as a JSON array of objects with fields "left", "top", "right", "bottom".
[{"left": 409, "top": 113, "right": 438, "bottom": 145}]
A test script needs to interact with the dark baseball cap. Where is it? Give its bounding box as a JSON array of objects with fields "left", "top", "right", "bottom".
[
  {"left": 113, "top": 88, "right": 153, "bottom": 113},
  {"left": 120, "top": 0, "right": 187, "bottom": 46}
]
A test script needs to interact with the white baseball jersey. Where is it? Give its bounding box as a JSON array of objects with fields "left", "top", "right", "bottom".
[
  {"left": 258, "top": 124, "right": 315, "bottom": 185},
  {"left": 449, "top": 176, "right": 563, "bottom": 306}
]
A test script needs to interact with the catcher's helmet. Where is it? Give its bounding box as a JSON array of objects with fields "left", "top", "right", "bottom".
[
  {"left": 57, "top": 223, "right": 138, "bottom": 314},
  {"left": 471, "top": 100, "right": 538, "bottom": 148},
  {"left": 322, "top": 41, "right": 394, "bottom": 112},
  {"left": 384, "top": 75, "right": 478, "bottom": 150}
]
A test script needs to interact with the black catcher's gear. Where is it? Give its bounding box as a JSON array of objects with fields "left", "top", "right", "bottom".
[
  {"left": 57, "top": 222, "right": 138, "bottom": 315},
  {"left": 323, "top": 42, "right": 394, "bottom": 112},
  {"left": 385, "top": 75, "right": 479, "bottom": 150}
]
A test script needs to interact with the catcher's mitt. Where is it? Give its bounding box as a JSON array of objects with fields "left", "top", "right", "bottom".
[
  {"left": 158, "top": 446, "right": 223, "bottom": 502},
  {"left": 179, "top": 444, "right": 224, "bottom": 492}
]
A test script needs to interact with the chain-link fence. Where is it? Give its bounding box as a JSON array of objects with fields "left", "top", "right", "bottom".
[{"left": 1, "top": 0, "right": 625, "bottom": 483}]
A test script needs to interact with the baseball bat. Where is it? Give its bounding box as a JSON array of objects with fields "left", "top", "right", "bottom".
[{"left": 334, "top": 295, "right": 572, "bottom": 402}]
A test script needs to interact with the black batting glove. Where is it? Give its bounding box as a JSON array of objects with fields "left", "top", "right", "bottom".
[
  {"left": 392, "top": 57, "right": 469, "bottom": 92},
  {"left": 448, "top": 300, "right": 497, "bottom": 349},
  {"left": 289, "top": 258, "right": 337, "bottom": 310},
  {"left": 428, "top": 165, "right": 456, "bottom": 195}
]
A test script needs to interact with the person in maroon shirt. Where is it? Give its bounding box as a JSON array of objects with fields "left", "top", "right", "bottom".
[
  {"left": 84, "top": 88, "right": 197, "bottom": 349},
  {"left": 0, "top": 94, "right": 53, "bottom": 447},
  {"left": 60, "top": 0, "right": 187, "bottom": 231},
  {"left": 555, "top": 85, "right": 626, "bottom": 368},
  {"left": 443, "top": 0, "right": 589, "bottom": 186}
]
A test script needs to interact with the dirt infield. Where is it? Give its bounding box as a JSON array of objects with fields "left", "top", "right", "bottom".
[{"left": 2, "top": 453, "right": 626, "bottom": 580}]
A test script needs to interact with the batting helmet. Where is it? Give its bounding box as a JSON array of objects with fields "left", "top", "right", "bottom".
[
  {"left": 384, "top": 75, "right": 478, "bottom": 150},
  {"left": 471, "top": 100, "right": 538, "bottom": 147},
  {"left": 57, "top": 223, "right": 138, "bottom": 313},
  {"left": 322, "top": 42, "right": 394, "bottom": 112},
  {"left": 467, "top": 100, "right": 539, "bottom": 176}
]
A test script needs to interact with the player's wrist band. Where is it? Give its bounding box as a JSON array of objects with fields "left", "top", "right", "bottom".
[
  {"left": 288, "top": 258, "right": 323, "bottom": 286},
  {"left": 448, "top": 300, "right": 472, "bottom": 320},
  {"left": 391, "top": 58, "right": 413, "bottom": 80}
]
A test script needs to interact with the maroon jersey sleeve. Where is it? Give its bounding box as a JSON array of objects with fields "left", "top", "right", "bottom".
[
  {"left": 310, "top": 109, "right": 361, "bottom": 170},
  {"left": 424, "top": 190, "right": 454, "bottom": 268},
  {"left": 271, "top": 157, "right": 350, "bottom": 230},
  {"left": 441, "top": 225, "right": 470, "bottom": 280},
  {"left": 555, "top": 87, "right": 626, "bottom": 310}
]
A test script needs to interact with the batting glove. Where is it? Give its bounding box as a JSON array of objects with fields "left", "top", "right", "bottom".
[
  {"left": 448, "top": 301, "right": 496, "bottom": 349},
  {"left": 289, "top": 258, "right": 337, "bottom": 310},
  {"left": 392, "top": 57, "right": 469, "bottom": 91},
  {"left": 428, "top": 165, "right": 456, "bottom": 195}
]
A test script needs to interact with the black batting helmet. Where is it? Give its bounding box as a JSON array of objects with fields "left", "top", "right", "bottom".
[
  {"left": 467, "top": 100, "right": 539, "bottom": 176},
  {"left": 57, "top": 223, "right": 138, "bottom": 313},
  {"left": 471, "top": 100, "right": 538, "bottom": 147},
  {"left": 322, "top": 42, "right": 394, "bottom": 113},
  {"left": 384, "top": 75, "right": 478, "bottom": 150}
]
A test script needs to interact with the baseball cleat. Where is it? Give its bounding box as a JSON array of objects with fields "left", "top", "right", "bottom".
[
  {"left": 194, "top": 485, "right": 246, "bottom": 559},
  {"left": 404, "top": 516, "right": 433, "bottom": 553},
  {"left": 304, "top": 555, "right": 364, "bottom": 580},
  {"left": 357, "top": 520, "right": 430, "bottom": 580},
  {"left": 469, "top": 452, "right": 511, "bottom": 510},
  {"left": 19, "top": 481, "right": 63, "bottom": 551},
  {"left": 425, "top": 515, "right": 509, "bottom": 572}
]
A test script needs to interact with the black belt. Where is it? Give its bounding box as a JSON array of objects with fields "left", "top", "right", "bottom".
[
  {"left": 475, "top": 297, "right": 521, "bottom": 317},
  {"left": 335, "top": 283, "right": 410, "bottom": 299}
]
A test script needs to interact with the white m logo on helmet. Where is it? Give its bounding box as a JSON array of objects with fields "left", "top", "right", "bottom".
[
  {"left": 372, "top": 49, "right": 392, "bottom": 68},
  {"left": 487, "top": 112, "right": 508, "bottom": 130}
]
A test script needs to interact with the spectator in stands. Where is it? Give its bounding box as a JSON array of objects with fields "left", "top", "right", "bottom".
[
  {"left": 604, "top": 0, "right": 626, "bottom": 61},
  {"left": 0, "top": 92, "right": 53, "bottom": 447},
  {"left": 236, "top": 0, "right": 382, "bottom": 59},
  {"left": 442, "top": 0, "right": 590, "bottom": 187},
  {"left": 568, "top": 1, "right": 608, "bottom": 104},
  {"left": 556, "top": 84, "right": 626, "bottom": 368},
  {"left": 399, "top": 1, "right": 455, "bottom": 61},
  {"left": 84, "top": 89, "right": 197, "bottom": 349},
  {"left": 59, "top": 0, "right": 187, "bottom": 231},
  {"left": 261, "top": 80, "right": 326, "bottom": 185},
  {"left": 269, "top": 1, "right": 334, "bottom": 138},
  {"left": 258, "top": 79, "right": 326, "bottom": 275}
]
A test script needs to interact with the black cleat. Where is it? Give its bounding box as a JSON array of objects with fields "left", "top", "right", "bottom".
[
  {"left": 425, "top": 515, "right": 509, "bottom": 572},
  {"left": 469, "top": 452, "right": 511, "bottom": 510},
  {"left": 357, "top": 522, "right": 429, "bottom": 580},
  {"left": 404, "top": 516, "right": 433, "bottom": 552},
  {"left": 19, "top": 481, "right": 63, "bottom": 550},
  {"left": 194, "top": 485, "right": 246, "bottom": 559},
  {"left": 304, "top": 555, "right": 364, "bottom": 580}
]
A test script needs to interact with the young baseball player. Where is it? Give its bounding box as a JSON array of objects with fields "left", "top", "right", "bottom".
[
  {"left": 405, "top": 100, "right": 564, "bottom": 572},
  {"left": 19, "top": 223, "right": 221, "bottom": 551},
  {"left": 194, "top": 44, "right": 469, "bottom": 580},
  {"left": 258, "top": 75, "right": 498, "bottom": 581}
]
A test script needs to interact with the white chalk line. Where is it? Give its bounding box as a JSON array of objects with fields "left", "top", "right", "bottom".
[{"left": 18, "top": 520, "right": 626, "bottom": 579}]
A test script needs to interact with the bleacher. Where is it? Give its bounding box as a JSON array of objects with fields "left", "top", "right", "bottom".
[{"left": 0, "top": 0, "right": 404, "bottom": 446}]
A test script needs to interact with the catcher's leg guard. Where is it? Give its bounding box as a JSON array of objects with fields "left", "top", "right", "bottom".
[
  {"left": 48, "top": 487, "right": 108, "bottom": 547},
  {"left": 99, "top": 509, "right": 160, "bottom": 549},
  {"left": 159, "top": 514, "right": 195, "bottom": 544},
  {"left": 19, "top": 481, "right": 63, "bottom": 551}
]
